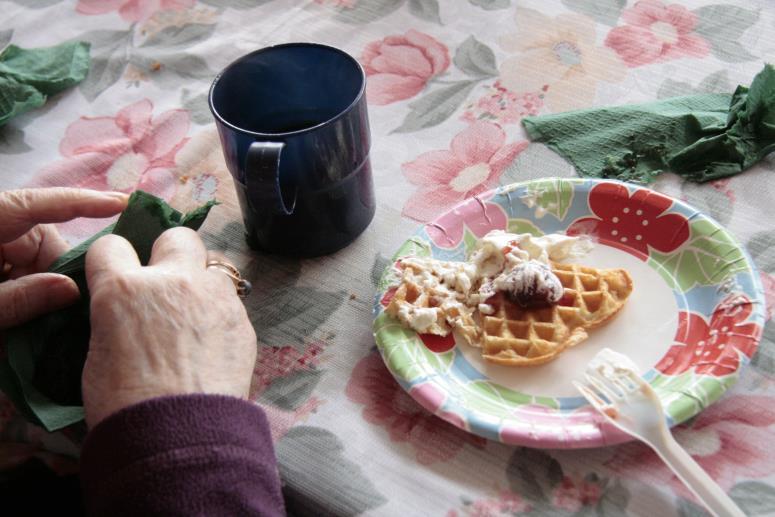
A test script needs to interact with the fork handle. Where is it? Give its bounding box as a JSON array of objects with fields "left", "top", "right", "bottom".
[{"left": 649, "top": 434, "right": 745, "bottom": 517}]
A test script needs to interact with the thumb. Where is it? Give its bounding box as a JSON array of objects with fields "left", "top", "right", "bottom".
[{"left": 0, "top": 273, "right": 80, "bottom": 329}]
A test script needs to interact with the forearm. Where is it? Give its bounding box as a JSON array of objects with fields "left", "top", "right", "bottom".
[{"left": 79, "top": 394, "right": 284, "bottom": 517}]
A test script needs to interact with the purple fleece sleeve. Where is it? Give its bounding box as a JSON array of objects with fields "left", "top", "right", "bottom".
[{"left": 79, "top": 394, "right": 285, "bottom": 516}]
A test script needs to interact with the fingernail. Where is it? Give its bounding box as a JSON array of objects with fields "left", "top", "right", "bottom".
[
  {"left": 104, "top": 192, "right": 130, "bottom": 204},
  {"left": 47, "top": 275, "right": 81, "bottom": 306}
]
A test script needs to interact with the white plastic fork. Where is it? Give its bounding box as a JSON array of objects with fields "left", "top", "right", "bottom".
[{"left": 573, "top": 349, "right": 745, "bottom": 517}]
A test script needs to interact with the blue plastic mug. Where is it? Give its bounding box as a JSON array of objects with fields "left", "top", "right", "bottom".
[{"left": 209, "top": 43, "right": 375, "bottom": 256}]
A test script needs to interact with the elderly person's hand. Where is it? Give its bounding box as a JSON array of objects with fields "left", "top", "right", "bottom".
[
  {"left": 82, "top": 227, "right": 257, "bottom": 428},
  {"left": 0, "top": 188, "right": 128, "bottom": 329}
]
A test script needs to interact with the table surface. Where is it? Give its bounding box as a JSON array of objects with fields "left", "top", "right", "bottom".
[{"left": 2, "top": 0, "right": 775, "bottom": 515}]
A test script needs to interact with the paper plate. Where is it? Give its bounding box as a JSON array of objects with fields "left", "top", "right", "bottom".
[{"left": 373, "top": 178, "right": 765, "bottom": 448}]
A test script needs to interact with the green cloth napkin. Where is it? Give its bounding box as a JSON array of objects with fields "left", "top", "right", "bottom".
[
  {"left": 522, "top": 64, "right": 775, "bottom": 183},
  {"left": 0, "top": 41, "right": 90, "bottom": 126},
  {"left": 0, "top": 191, "right": 216, "bottom": 432}
]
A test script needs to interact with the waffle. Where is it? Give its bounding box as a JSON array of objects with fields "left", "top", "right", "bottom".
[
  {"left": 480, "top": 263, "right": 633, "bottom": 365},
  {"left": 386, "top": 268, "right": 480, "bottom": 345}
]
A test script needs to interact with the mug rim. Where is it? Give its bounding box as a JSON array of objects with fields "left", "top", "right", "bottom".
[{"left": 208, "top": 42, "right": 367, "bottom": 138}]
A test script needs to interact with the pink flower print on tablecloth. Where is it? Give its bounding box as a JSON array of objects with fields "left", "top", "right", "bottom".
[
  {"left": 346, "top": 351, "right": 485, "bottom": 465},
  {"left": 31, "top": 99, "right": 189, "bottom": 239},
  {"left": 402, "top": 121, "right": 526, "bottom": 223},
  {"left": 657, "top": 294, "right": 761, "bottom": 377},
  {"left": 76, "top": 0, "right": 194, "bottom": 22},
  {"left": 605, "top": 0, "right": 710, "bottom": 67},
  {"left": 461, "top": 82, "right": 544, "bottom": 125},
  {"left": 551, "top": 476, "right": 604, "bottom": 513},
  {"left": 566, "top": 182, "right": 690, "bottom": 258},
  {"left": 607, "top": 395, "right": 775, "bottom": 498},
  {"left": 446, "top": 490, "right": 530, "bottom": 517},
  {"left": 361, "top": 30, "right": 450, "bottom": 105}
]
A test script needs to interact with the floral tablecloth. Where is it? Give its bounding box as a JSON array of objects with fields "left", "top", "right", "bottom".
[{"left": 2, "top": 0, "right": 775, "bottom": 515}]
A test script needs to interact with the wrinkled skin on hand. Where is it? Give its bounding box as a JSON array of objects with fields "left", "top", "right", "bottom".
[
  {"left": 83, "top": 227, "right": 257, "bottom": 428},
  {"left": 0, "top": 187, "right": 128, "bottom": 329}
]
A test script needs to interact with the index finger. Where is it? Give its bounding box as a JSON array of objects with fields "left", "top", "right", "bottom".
[{"left": 0, "top": 188, "right": 129, "bottom": 243}]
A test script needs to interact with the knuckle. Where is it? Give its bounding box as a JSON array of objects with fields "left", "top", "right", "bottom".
[{"left": 0, "top": 189, "right": 31, "bottom": 213}]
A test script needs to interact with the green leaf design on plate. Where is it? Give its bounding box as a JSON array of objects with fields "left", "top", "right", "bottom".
[
  {"left": 507, "top": 218, "right": 543, "bottom": 236},
  {"left": 653, "top": 371, "right": 737, "bottom": 423},
  {"left": 649, "top": 219, "right": 748, "bottom": 292},
  {"left": 524, "top": 178, "right": 574, "bottom": 220},
  {"left": 374, "top": 312, "right": 454, "bottom": 383},
  {"left": 461, "top": 380, "right": 557, "bottom": 417},
  {"left": 392, "top": 236, "right": 432, "bottom": 260},
  {"left": 463, "top": 228, "right": 478, "bottom": 255}
]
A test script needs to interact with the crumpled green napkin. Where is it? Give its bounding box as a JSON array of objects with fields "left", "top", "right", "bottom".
[
  {"left": 522, "top": 64, "right": 775, "bottom": 183},
  {"left": 0, "top": 41, "right": 90, "bottom": 126},
  {"left": 0, "top": 191, "right": 216, "bottom": 432}
]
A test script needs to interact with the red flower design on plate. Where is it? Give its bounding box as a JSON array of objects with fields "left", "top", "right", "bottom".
[
  {"left": 604, "top": 0, "right": 710, "bottom": 67},
  {"left": 567, "top": 182, "right": 689, "bottom": 257},
  {"left": 361, "top": 30, "right": 450, "bottom": 105},
  {"left": 76, "top": 0, "right": 194, "bottom": 22},
  {"left": 402, "top": 121, "right": 526, "bottom": 223},
  {"left": 31, "top": 99, "right": 189, "bottom": 239},
  {"left": 607, "top": 395, "right": 775, "bottom": 498},
  {"left": 425, "top": 196, "right": 508, "bottom": 249},
  {"left": 346, "top": 351, "right": 485, "bottom": 465},
  {"left": 656, "top": 295, "right": 761, "bottom": 377}
]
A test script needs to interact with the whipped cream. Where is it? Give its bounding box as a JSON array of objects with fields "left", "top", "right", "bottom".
[{"left": 393, "top": 230, "right": 592, "bottom": 333}]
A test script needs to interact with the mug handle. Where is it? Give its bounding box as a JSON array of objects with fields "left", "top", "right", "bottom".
[{"left": 244, "top": 141, "right": 296, "bottom": 215}]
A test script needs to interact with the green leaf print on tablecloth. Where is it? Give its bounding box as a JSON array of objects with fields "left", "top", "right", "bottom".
[
  {"left": 468, "top": 0, "right": 510, "bottom": 11},
  {"left": 693, "top": 5, "right": 760, "bottom": 63},
  {"left": 649, "top": 219, "right": 748, "bottom": 292},
  {"left": 730, "top": 481, "right": 775, "bottom": 516},
  {"left": 453, "top": 36, "right": 499, "bottom": 78},
  {"left": 507, "top": 448, "right": 563, "bottom": 504},
  {"left": 408, "top": 0, "right": 441, "bottom": 24},
  {"left": 247, "top": 286, "right": 347, "bottom": 347},
  {"left": 139, "top": 23, "right": 217, "bottom": 49},
  {"left": 75, "top": 21, "right": 217, "bottom": 100},
  {"left": 658, "top": 70, "right": 732, "bottom": 99},
  {"left": 198, "top": 0, "right": 275, "bottom": 8},
  {"left": 394, "top": 79, "right": 477, "bottom": 133},
  {"left": 562, "top": 0, "right": 626, "bottom": 26},
  {"left": 374, "top": 313, "right": 454, "bottom": 382},
  {"left": 394, "top": 37, "right": 498, "bottom": 133},
  {"left": 75, "top": 30, "right": 132, "bottom": 101},
  {"left": 276, "top": 427, "right": 387, "bottom": 516},
  {"left": 259, "top": 368, "right": 324, "bottom": 411}
]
